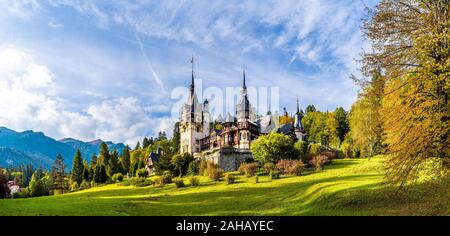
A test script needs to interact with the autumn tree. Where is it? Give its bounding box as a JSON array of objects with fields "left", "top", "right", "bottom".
[{"left": 361, "top": 0, "right": 449, "bottom": 186}]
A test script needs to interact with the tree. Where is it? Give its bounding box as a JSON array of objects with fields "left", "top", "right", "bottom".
[
  {"left": 361, "top": 0, "right": 450, "bottom": 185},
  {"left": 28, "top": 173, "right": 45, "bottom": 197},
  {"left": 52, "top": 154, "right": 65, "bottom": 192},
  {"left": 172, "top": 122, "right": 180, "bottom": 153},
  {"left": 98, "top": 165, "right": 108, "bottom": 183},
  {"left": 334, "top": 107, "right": 350, "bottom": 142},
  {"left": 348, "top": 73, "right": 384, "bottom": 157},
  {"left": 108, "top": 148, "right": 119, "bottom": 177},
  {"left": 294, "top": 140, "right": 308, "bottom": 160},
  {"left": 251, "top": 133, "right": 296, "bottom": 164},
  {"left": 120, "top": 145, "right": 131, "bottom": 174},
  {"left": 142, "top": 137, "right": 150, "bottom": 149},
  {"left": 70, "top": 149, "right": 84, "bottom": 185},
  {"left": 0, "top": 169, "right": 9, "bottom": 198},
  {"left": 171, "top": 153, "right": 195, "bottom": 176},
  {"left": 134, "top": 141, "right": 141, "bottom": 150},
  {"left": 99, "top": 142, "right": 110, "bottom": 166},
  {"left": 305, "top": 105, "right": 317, "bottom": 113},
  {"left": 82, "top": 160, "right": 90, "bottom": 181}
]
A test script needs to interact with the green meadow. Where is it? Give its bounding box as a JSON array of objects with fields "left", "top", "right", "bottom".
[{"left": 0, "top": 156, "right": 447, "bottom": 216}]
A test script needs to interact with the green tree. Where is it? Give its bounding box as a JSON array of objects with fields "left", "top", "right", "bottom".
[
  {"left": 28, "top": 173, "right": 45, "bottom": 197},
  {"left": 99, "top": 142, "right": 111, "bottom": 166},
  {"left": 305, "top": 105, "right": 317, "bottom": 113},
  {"left": 51, "top": 154, "right": 65, "bottom": 193},
  {"left": 294, "top": 140, "right": 308, "bottom": 160},
  {"left": 251, "top": 133, "right": 296, "bottom": 164},
  {"left": 108, "top": 148, "right": 119, "bottom": 177},
  {"left": 120, "top": 145, "right": 131, "bottom": 174},
  {"left": 171, "top": 153, "right": 194, "bottom": 176},
  {"left": 334, "top": 107, "right": 349, "bottom": 142},
  {"left": 172, "top": 122, "right": 181, "bottom": 153},
  {"left": 82, "top": 160, "right": 90, "bottom": 181},
  {"left": 70, "top": 149, "right": 84, "bottom": 185}
]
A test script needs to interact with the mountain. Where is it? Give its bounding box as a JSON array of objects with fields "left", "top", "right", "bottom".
[{"left": 0, "top": 127, "right": 125, "bottom": 170}]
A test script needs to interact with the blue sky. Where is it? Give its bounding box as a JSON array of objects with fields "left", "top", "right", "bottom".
[{"left": 0, "top": 0, "right": 379, "bottom": 145}]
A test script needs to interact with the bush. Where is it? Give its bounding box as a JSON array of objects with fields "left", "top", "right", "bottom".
[
  {"left": 130, "top": 178, "right": 153, "bottom": 187},
  {"left": 173, "top": 178, "right": 185, "bottom": 188},
  {"left": 276, "top": 159, "right": 290, "bottom": 174},
  {"left": 208, "top": 167, "right": 223, "bottom": 181},
  {"left": 70, "top": 182, "right": 79, "bottom": 191},
  {"left": 308, "top": 143, "right": 326, "bottom": 155},
  {"left": 310, "top": 155, "right": 329, "bottom": 171},
  {"left": 136, "top": 168, "right": 149, "bottom": 178},
  {"left": 238, "top": 162, "right": 259, "bottom": 177},
  {"left": 80, "top": 180, "right": 91, "bottom": 189},
  {"left": 156, "top": 173, "right": 172, "bottom": 186},
  {"left": 251, "top": 133, "right": 297, "bottom": 163},
  {"left": 112, "top": 173, "right": 124, "bottom": 182},
  {"left": 254, "top": 175, "right": 259, "bottom": 184},
  {"left": 187, "top": 161, "right": 199, "bottom": 176},
  {"left": 12, "top": 188, "right": 29, "bottom": 198},
  {"left": 269, "top": 170, "right": 280, "bottom": 180},
  {"left": 189, "top": 176, "right": 200, "bottom": 186},
  {"left": 199, "top": 160, "right": 208, "bottom": 176},
  {"left": 224, "top": 173, "right": 236, "bottom": 184},
  {"left": 263, "top": 163, "right": 275, "bottom": 174}
]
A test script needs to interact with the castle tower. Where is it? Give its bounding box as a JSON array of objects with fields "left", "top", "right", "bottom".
[
  {"left": 294, "top": 98, "right": 306, "bottom": 141},
  {"left": 236, "top": 68, "right": 251, "bottom": 149},
  {"left": 180, "top": 57, "right": 204, "bottom": 154}
]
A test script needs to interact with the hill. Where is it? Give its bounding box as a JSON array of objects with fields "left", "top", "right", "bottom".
[
  {"left": 0, "top": 127, "right": 125, "bottom": 169},
  {"left": 0, "top": 156, "right": 447, "bottom": 216}
]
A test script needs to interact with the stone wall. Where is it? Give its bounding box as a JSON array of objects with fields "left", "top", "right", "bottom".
[{"left": 201, "top": 147, "right": 253, "bottom": 171}]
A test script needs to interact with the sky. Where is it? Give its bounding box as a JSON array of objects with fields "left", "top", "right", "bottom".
[{"left": 0, "top": 0, "right": 379, "bottom": 145}]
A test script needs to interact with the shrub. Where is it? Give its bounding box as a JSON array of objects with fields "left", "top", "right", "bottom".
[
  {"left": 187, "top": 161, "right": 199, "bottom": 176},
  {"left": 263, "top": 163, "right": 275, "bottom": 174},
  {"left": 156, "top": 173, "right": 172, "bottom": 186},
  {"left": 287, "top": 160, "right": 305, "bottom": 175},
  {"left": 199, "top": 160, "right": 208, "bottom": 176},
  {"left": 12, "top": 188, "right": 29, "bottom": 198},
  {"left": 189, "top": 176, "right": 200, "bottom": 186},
  {"left": 254, "top": 175, "right": 259, "bottom": 183},
  {"left": 269, "top": 170, "right": 280, "bottom": 180},
  {"left": 224, "top": 173, "right": 236, "bottom": 184},
  {"left": 208, "top": 167, "right": 223, "bottom": 181},
  {"left": 173, "top": 178, "right": 185, "bottom": 188},
  {"left": 136, "top": 168, "right": 149, "bottom": 178},
  {"left": 129, "top": 178, "right": 153, "bottom": 187},
  {"left": 70, "top": 182, "right": 79, "bottom": 191},
  {"left": 276, "top": 159, "right": 291, "bottom": 174},
  {"left": 112, "top": 173, "right": 124, "bottom": 182},
  {"left": 238, "top": 162, "right": 259, "bottom": 177},
  {"left": 310, "top": 155, "right": 329, "bottom": 171},
  {"left": 251, "top": 133, "right": 297, "bottom": 163},
  {"left": 308, "top": 143, "right": 326, "bottom": 155},
  {"left": 80, "top": 180, "right": 91, "bottom": 189},
  {"left": 276, "top": 159, "right": 305, "bottom": 175}
]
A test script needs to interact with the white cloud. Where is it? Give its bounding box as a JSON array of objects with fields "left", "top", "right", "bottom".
[{"left": 0, "top": 46, "right": 172, "bottom": 145}]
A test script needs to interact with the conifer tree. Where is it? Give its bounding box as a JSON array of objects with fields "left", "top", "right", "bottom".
[
  {"left": 99, "top": 142, "right": 110, "bottom": 166},
  {"left": 70, "top": 149, "right": 84, "bottom": 185},
  {"left": 120, "top": 146, "right": 131, "bottom": 174}
]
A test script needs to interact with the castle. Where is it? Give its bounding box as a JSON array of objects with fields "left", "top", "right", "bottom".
[{"left": 179, "top": 59, "right": 305, "bottom": 171}]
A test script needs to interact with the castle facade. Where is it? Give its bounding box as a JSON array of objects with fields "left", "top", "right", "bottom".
[{"left": 179, "top": 59, "right": 305, "bottom": 171}]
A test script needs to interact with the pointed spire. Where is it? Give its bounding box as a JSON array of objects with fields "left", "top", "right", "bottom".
[
  {"left": 242, "top": 64, "right": 246, "bottom": 90},
  {"left": 190, "top": 56, "right": 194, "bottom": 95},
  {"left": 296, "top": 97, "right": 300, "bottom": 114}
]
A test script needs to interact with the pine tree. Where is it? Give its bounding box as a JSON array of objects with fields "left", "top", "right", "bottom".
[
  {"left": 142, "top": 137, "right": 150, "bottom": 149},
  {"left": 108, "top": 149, "right": 119, "bottom": 177},
  {"left": 99, "top": 165, "right": 107, "bottom": 183},
  {"left": 120, "top": 146, "right": 131, "bottom": 174},
  {"left": 134, "top": 141, "right": 141, "bottom": 150},
  {"left": 172, "top": 122, "right": 180, "bottom": 152},
  {"left": 82, "top": 160, "right": 90, "bottom": 181},
  {"left": 51, "top": 154, "right": 65, "bottom": 192},
  {"left": 99, "top": 142, "right": 110, "bottom": 166},
  {"left": 70, "top": 149, "right": 84, "bottom": 185}
]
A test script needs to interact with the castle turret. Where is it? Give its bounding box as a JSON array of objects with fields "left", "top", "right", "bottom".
[
  {"left": 180, "top": 57, "right": 205, "bottom": 154},
  {"left": 236, "top": 68, "right": 252, "bottom": 149},
  {"left": 294, "top": 98, "right": 305, "bottom": 141}
]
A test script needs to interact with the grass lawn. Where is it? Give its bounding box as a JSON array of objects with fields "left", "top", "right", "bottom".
[{"left": 0, "top": 156, "right": 448, "bottom": 216}]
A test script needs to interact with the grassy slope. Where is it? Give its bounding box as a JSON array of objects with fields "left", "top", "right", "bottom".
[{"left": 0, "top": 156, "right": 448, "bottom": 216}]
